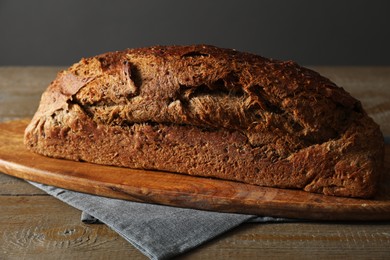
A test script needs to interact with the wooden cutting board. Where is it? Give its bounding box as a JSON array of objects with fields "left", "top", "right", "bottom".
[{"left": 1, "top": 119, "right": 389, "bottom": 221}]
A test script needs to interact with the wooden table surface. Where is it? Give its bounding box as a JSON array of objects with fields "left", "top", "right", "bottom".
[{"left": 1, "top": 66, "right": 390, "bottom": 259}]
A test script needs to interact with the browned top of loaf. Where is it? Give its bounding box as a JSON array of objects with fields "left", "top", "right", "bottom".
[{"left": 34, "top": 44, "right": 364, "bottom": 160}]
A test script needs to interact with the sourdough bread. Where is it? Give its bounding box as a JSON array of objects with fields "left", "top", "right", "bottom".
[{"left": 24, "top": 45, "right": 384, "bottom": 198}]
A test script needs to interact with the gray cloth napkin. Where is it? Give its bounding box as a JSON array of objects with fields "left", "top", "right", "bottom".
[{"left": 29, "top": 181, "right": 289, "bottom": 260}]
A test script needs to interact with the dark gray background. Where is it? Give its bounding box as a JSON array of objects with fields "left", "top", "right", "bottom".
[{"left": 0, "top": 0, "right": 389, "bottom": 66}]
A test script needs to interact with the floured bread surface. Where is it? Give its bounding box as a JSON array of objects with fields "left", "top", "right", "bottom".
[{"left": 24, "top": 45, "right": 384, "bottom": 198}]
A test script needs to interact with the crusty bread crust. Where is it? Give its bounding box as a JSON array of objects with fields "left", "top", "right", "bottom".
[{"left": 24, "top": 45, "right": 384, "bottom": 198}]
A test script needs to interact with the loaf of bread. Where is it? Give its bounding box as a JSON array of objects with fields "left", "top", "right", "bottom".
[{"left": 24, "top": 45, "right": 384, "bottom": 198}]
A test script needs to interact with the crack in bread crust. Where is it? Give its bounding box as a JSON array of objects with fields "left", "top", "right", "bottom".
[{"left": 71, "top": 49, "right": 361, "bottom": 158}]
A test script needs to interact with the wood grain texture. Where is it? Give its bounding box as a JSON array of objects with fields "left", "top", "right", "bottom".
[
  {"left": 0, "top": 196, "right": 146, "bottom": 260},
  {"left": 1, "top": 119, "right": 390, "bottom": 221},
  {"left": 1, "top": 67, "right": 390, "bottom": 259},
  {"left": 0, "top": 171, "right": 47, "bottom": 196},
  {"left": 177, "top": 222, "right": 390, "bottom": 259}
]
